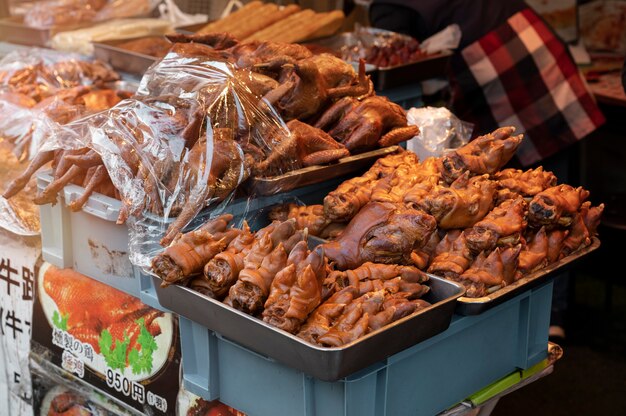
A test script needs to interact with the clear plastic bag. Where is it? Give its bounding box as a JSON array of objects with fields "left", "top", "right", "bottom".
[
  {"left": 23, "top": 0, "right": 161, "bottom": 29},
  {"left": 33, "top": 44, "right": 296, "bottom": 267},
  {"left": 406, "top": 106, "right": 473, "bottom": 159}
]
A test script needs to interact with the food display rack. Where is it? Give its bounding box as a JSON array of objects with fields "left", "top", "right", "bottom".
[{"left": 168, "top": 281, "right": 552, "bottom": 416}]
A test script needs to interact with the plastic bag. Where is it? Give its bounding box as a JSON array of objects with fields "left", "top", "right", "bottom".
[
  {"left": 35, "top": 44, "right": 296, "bottom": 267},
  {"left": 23, "top": 0, "right": 161, "bottom": 29},
  {"left": 406, "top": 106, "right": 473, "bottom": 160},
  {"left": 0, "top": 48, "right": 122, "bottom": 160}
]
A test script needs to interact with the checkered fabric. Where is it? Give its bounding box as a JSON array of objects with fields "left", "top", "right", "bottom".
[{"left": 451, "top": 8, "right": 605, "bottom": 166}]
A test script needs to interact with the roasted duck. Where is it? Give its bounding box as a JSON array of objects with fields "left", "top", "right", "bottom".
[
  {"left": 44, "top": 266, "right": 163, "bottom": 355},
  {"left": 316, "top": 95, "right": 419, "bottom": 151},
  {"left": 528, "top": 184, "right": 590, "bottom": 228},
  {"left": 322, "top": 202, "right": 437, "bottom": 270},
  {"left": 441, "top": 127, "right": 523, "bottom": 183}
]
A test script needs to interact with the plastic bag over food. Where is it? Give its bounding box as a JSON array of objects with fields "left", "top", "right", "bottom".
[
  {"left": 406, "top": 107, "right": 473, "bottom": 160},
  {"left": 0, "top": 48, "right": 122, "bottom": 160},
  {"left": 32, "top": 43, "right": 296, "bottom": 267},
  {"left": 23, "top": 0, "right": 161, "bottom": 29}
]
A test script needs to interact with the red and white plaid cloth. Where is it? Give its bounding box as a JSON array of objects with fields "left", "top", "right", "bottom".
[{"left": 451, "top": 8, "right": 605, "bottom": 166}]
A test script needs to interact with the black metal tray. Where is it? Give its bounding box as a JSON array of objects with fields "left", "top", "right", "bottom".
[
  {"left": 455, "top": 237, "right": 600, "bottom": 315},
  {"left": 250, "top": 145, "right": 400, "bottom": 195},
  {"left": 375, "top": 51, "right": 452, "bottom": 90},
  {"left": 153, "top": 273, "right": 464, "bottom": 381}
]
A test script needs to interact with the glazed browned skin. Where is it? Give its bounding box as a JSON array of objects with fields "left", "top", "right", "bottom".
[
  {"left": 528, "top": 184, "right": 591, "bottom": 228},
  {"left": 441, "top": 127, "right": 523, "bottom": 183},
  {"left": 320, "top": 95, "right": 419, "bottom": 151},
  {"left": 415, "top": 172, "right": 496, "bottom": 229},
  {"left": 263, "top": 242, "right": 327, "bottom": 333},
  {"left": 518, "top": 227, "right": 549, "bottom": 275},
  {"left": 465, "top": 197, "right": 528, "bottom": 254},
  {"left": 152, "top": 214, "right": 237, "bottom": 286},
  {"left": 494, "top": 166, "right": 557, "bottom": 198},
  {"left": 323, "top": 150, "right": 418, "bottom": 222},
  {"left": 428, "top": 231, "right": 473, "bottom": 279},
  {"left": 322, "top": 202, "right": 437, "bottom": 270},
  {"left": 255, "top": 120, "right": 349, "bottom": 175}
]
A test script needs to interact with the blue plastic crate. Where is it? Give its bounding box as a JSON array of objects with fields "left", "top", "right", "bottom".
[{"left": 180, "top": 281, "right": 553, "bottom": 416}]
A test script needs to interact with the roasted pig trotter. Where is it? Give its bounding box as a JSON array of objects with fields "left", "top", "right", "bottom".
[
  {"left": 228, "top": 242, "right": 289, "bottom": 314},
  {"left": 560, "top": 209, "right": 591, "bottom": 258},
  {"left": 494, "top": 167, "right": 557, "bottom": 198},
  {"left": 547, "top": 229, "right": 569, "bottom": 263},
  {"left": 528, "top": 185, "right": 590, "bottom": 228},
  {"left": 582, "top": 202, "right": 604, "bottom": 236},
  {"left": 441, "top": 126, "right": 522, "bottom": 183},
  {"left": 317, "top": 303, "right": 369, "bottom": 347},
  {"left": 417, "top": 173, "right": 496, "bottom": 229},
  {"left": 518, "top": 227, "right": 549, "bottom": 275},
  {"left": 465, "top": 197, "right": 527, "bottom": 254},
  {"left": 269, "top": 203, "right": 330, "bottom": 236},
  {"left": 297, "top": 286, "right": 358, "bottom": 344},
  {"left": 428, "top": 231, "right": 473, "bottom": 279}
]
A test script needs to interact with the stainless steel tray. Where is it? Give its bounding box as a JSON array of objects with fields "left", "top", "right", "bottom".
[
  {"left": 0, "top": 16, "right": 89, "bottom": 47},
  {"left": 455, "top": 237, "right": 601, "bottom": 315},
  {"left": 250, "top": 145, "right": 400, "bottom": 196},
  {"left": 153, "top": 273, "right": 464, "bottom": 381},
  {"left": 93, "top": 38, "right": 159, "bottom": 76},
  {"left": 375, "top": 51, "right": 452, "bottom": 90}
]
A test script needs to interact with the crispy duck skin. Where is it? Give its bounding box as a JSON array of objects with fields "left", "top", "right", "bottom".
[
  {"left": 465, "top": 197, "right": 528, "bottom": 255},
  {"left": 428, "top": 231, "right": 473, "bottom": 279},
  {"left": 527, "top": 185, "right": 590, "bottom": 228},
  {"left": 441, "top": 127, "right": 523, "bottom": 183},
  {"left": 518, "top": 227, "right": 549, "bottom": 275},
  {"left": 547, "top": 229, "right": 569, "bottom": 264},
  {"left": 494, "top": 167, "right": 557, "bottom": 197},
  {"left": 415, "top": 173, "right": 497, "bottom": 229},
  {"left": 44, "top": 266, "right": 163, "bottom": 354},
  {"left": 322, "top": 202, "right": 437, "bottom": 270},
  {"left": 268, "top": 203, "right": 330, "bottom": 236},
  {"left": 152, "top": 214, "right": 236, "bottom": 286},
  {"left": 297, "top": 286, "right": 358, "bottom": 344}
]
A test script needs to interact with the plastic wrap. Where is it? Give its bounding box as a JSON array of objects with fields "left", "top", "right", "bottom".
[
  {"left": 31, "top": 44, "right": 296, "bottom": 267},
  {"left": 333, "top": 26, "right": 431, "bottom": 68},
  {"left": 0, "top": 48, "right": 122, "bottom": 159},
  {"left": 406, "top": 106, "right": 473, "bottom": 159},
  {"left": 23, "top": 0, "right": 161, "bottom": 29}
]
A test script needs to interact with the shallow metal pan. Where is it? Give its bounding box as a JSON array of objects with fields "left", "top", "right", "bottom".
[
  {"left": 93, "top": 38, "right": 159, "bottom": 76},
  {"left": 249, "top": 145, "right": 400, "bottom": 196},
  {"left": 153, "top": 273, "right": 464, "bottom": 381},
  {"left": 0, "top": 16, "right": 90, "bottom": 47},
  {"left": 455, "top": 237, "right": 600, "bottom": 315}
]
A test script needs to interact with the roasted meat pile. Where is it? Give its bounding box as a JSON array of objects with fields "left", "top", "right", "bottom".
[
  {"left": 164, "top": 33, "right": 419, "bottom": 174},
  {"left": 0, "top": 59, "right": 124, "bottom": 158},
  {"left": 151, "top": 214, "right": 434, "bottom": 345},
  {"left": 272, "top": 127, "right": 604, "bottom": 297}
]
